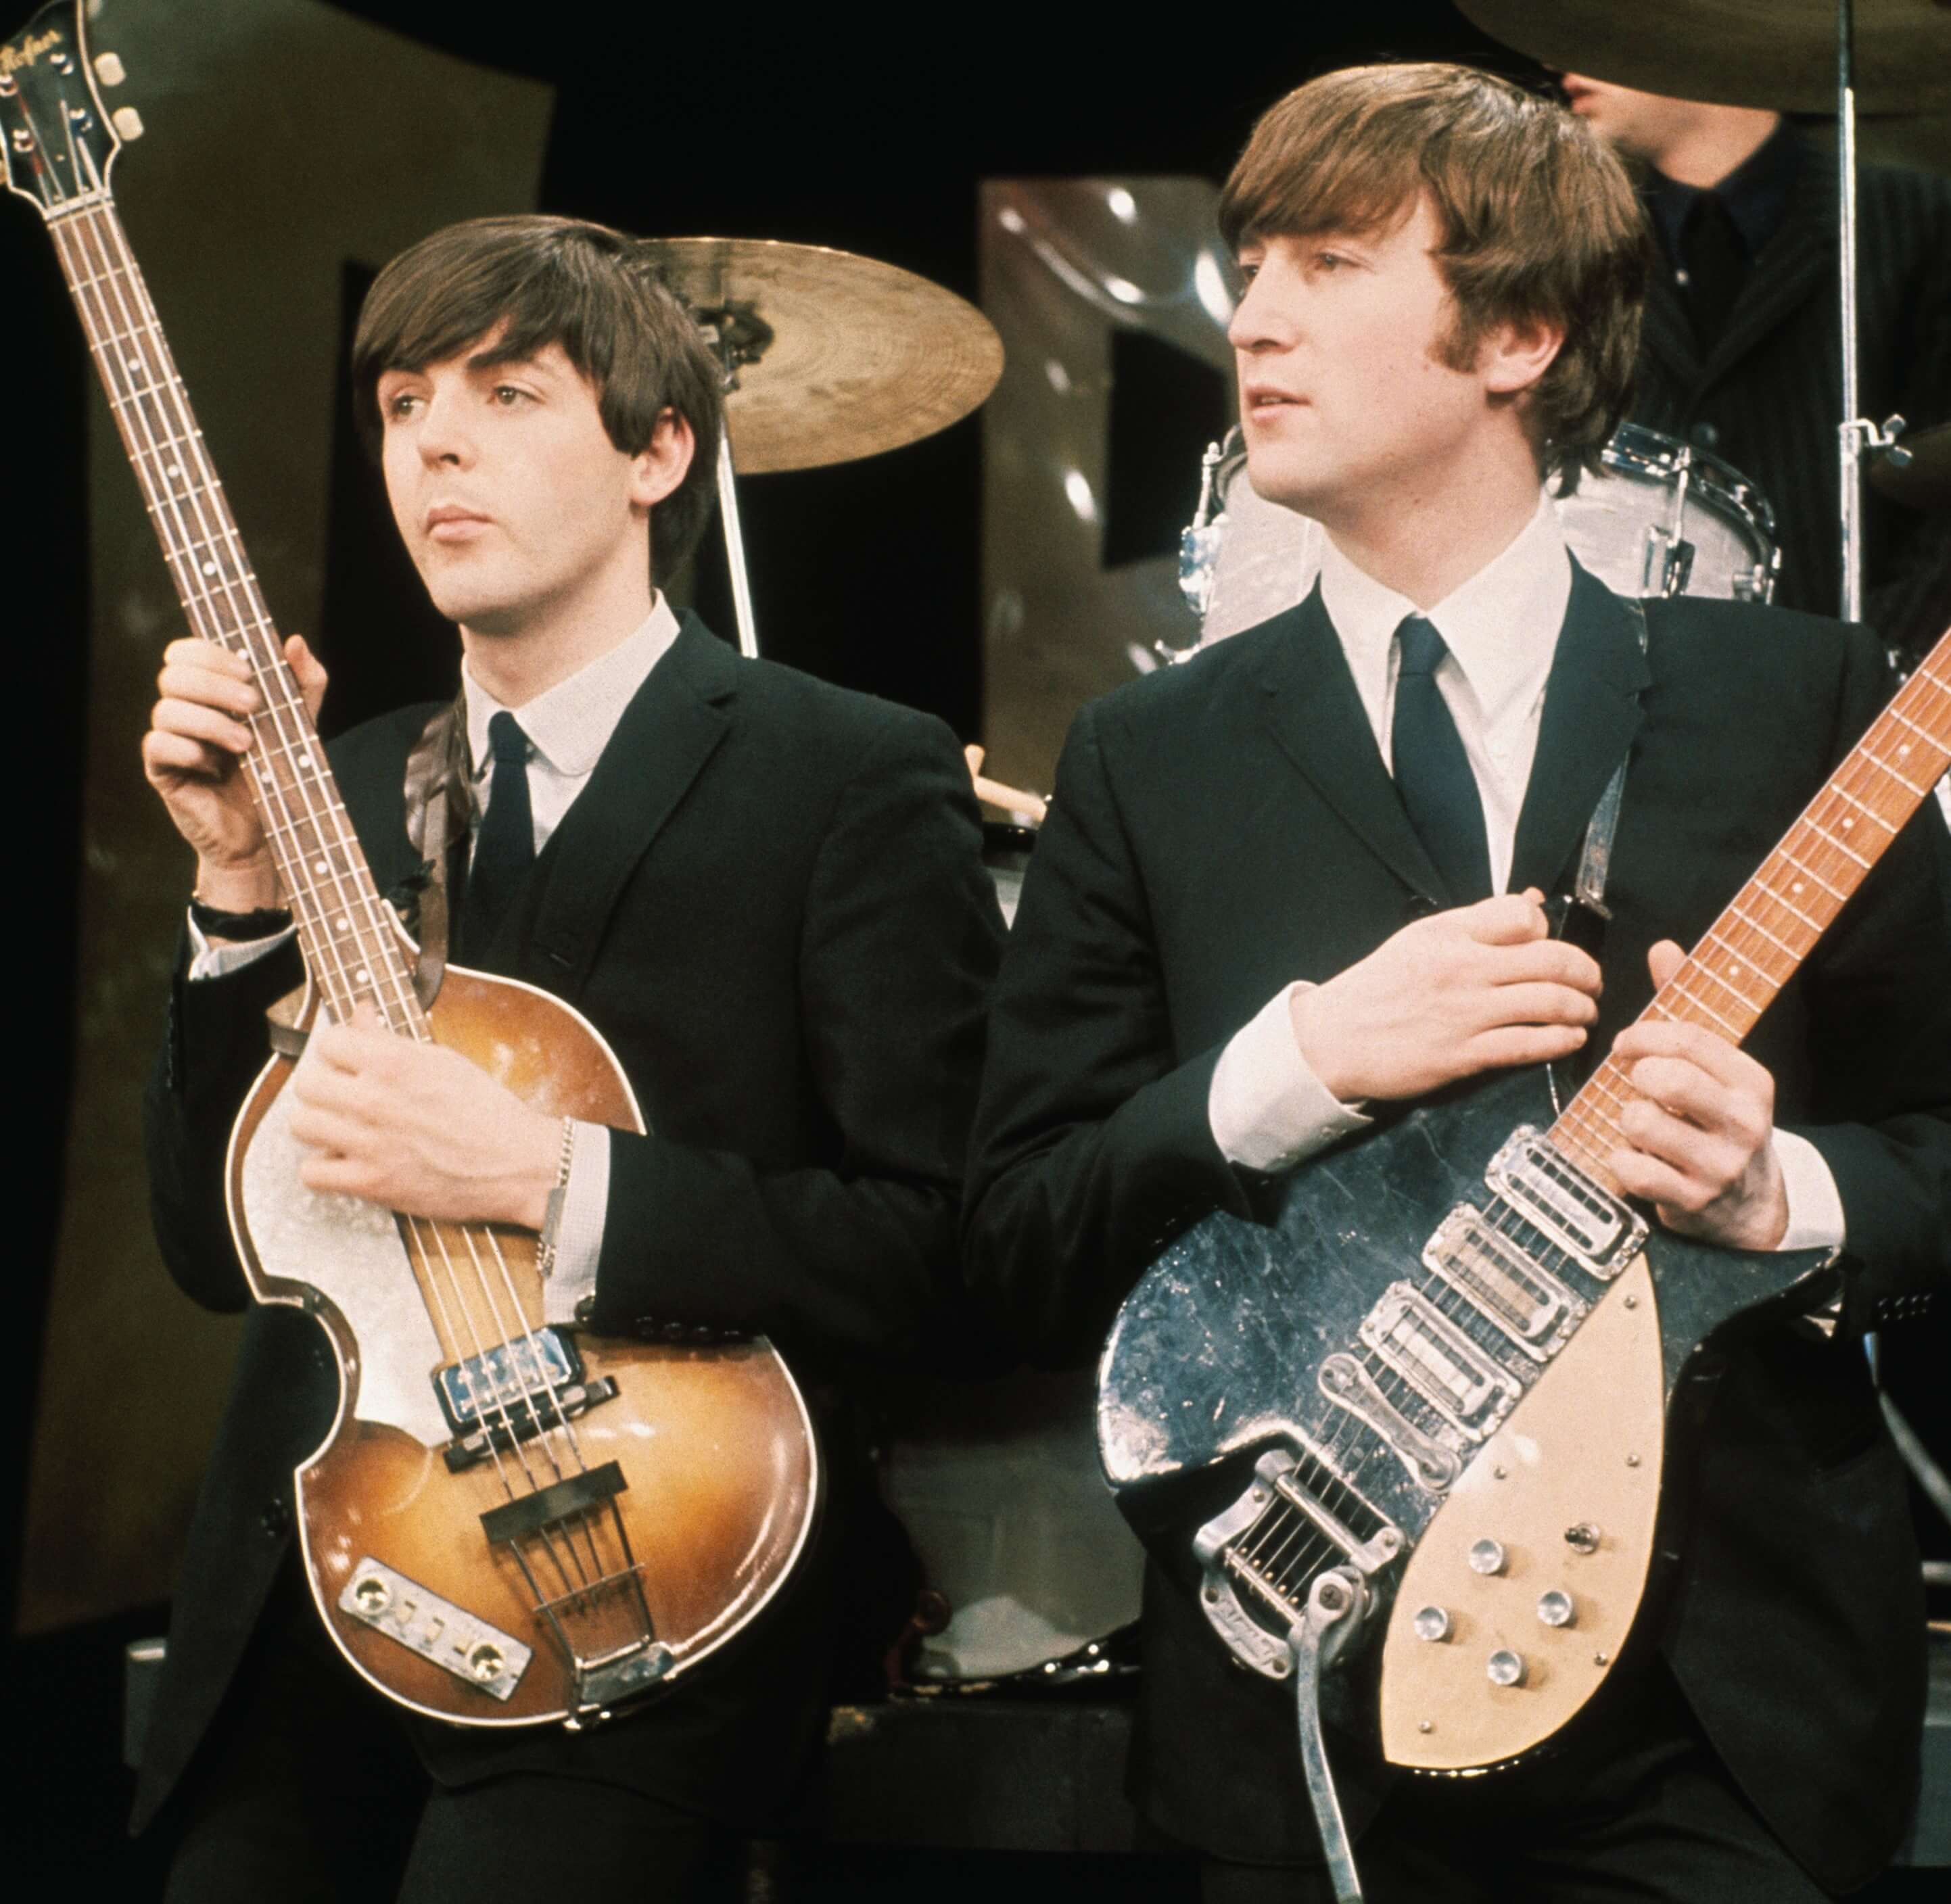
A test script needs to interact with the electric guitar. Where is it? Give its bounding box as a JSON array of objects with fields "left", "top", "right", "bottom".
[
  {"left": 1099, "top": 623, "right": 1951, "bottom": 1777},
  {"left": 3, "top": 1, "right": 820, "bottom": 1728}
]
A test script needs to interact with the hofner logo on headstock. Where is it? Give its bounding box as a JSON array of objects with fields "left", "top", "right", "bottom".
[{"left": 0, "top": 27, "right": 62, "bottom": 78}]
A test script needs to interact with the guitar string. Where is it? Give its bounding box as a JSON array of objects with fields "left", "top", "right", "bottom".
[{"left": 69, "top": 201, "right": 592, "bottom": 1579}]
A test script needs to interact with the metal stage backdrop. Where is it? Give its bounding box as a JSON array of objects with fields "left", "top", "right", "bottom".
[{"left": 10, "top": 0, "right": 1948, "bottom": 1639}]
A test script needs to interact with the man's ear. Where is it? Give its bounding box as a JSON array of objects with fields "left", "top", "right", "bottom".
[
  {"left": 630, "top": 408, "right": 695, "bottom": 510},
  {"left": 1481, "top": 314, "right": 1565, "bottom": 400}
]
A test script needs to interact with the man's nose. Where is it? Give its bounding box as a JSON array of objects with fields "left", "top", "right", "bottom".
[
  {"left": 417, "top": 389, "right": 474, "bottom": 466},
  {"left": 1227, "top": 270, "right": 1293, "bottom": 354}
]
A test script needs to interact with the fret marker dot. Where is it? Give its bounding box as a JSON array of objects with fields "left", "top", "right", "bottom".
[
  {"left": 201, "top": 561, "right": 216, "bottom": 576},
  {"left": 1792, "top": 883, "right": 1804, "bottom": 894},
  {"left": 312, "top": 859, "right": 327, "bottom": 875},
  {"left": 355, "top": 968, "right": 370, "bottom": 984},
  {"left": 165, "top": 465, "right": 181, "bottom": 479},
  {"left": 1729, "top": 964, "right": 1740, "bottom": 976},
  {"left": 335, "top": 918, "right": 348, "bottom": 932},
  {"left": 1841, "top": 817, "right": 1853, "bottom": 830},
  {"left": 1898, "top": 744, "right": 1910, "bottom": 757},
  {"left": 124, "top": 358, "right": 138, "bottom": 372}
]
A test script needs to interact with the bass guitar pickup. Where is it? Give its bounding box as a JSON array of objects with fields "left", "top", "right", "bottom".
[
  {"left": 436, "top": 1327, "right": 619, "bottom": 1473},
  {"left": 1485, "top": 1126, "right": 1648, "bottom": 1279}
]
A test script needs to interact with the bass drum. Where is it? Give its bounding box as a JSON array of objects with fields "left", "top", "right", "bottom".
[
  {"left": 877, "top": 820, "right": 1146, "bottom": 1687},
  {"left": 1194, "top": 422, "right": 1780, "bottom": 643}
]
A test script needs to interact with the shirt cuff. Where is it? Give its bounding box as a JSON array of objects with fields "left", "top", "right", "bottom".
[
  {"left": 185, "top": 909, "right": 299, "bottom": 980},
  {"left": 542, "top": 1121, "right": 611, "bottom": 1327},
  {"left": 1772, "top": 1128, "right": 1847, "bottom": 1254},
  {"left": 1209, "top": 982, "right": 1371, "bottom": 1174}
]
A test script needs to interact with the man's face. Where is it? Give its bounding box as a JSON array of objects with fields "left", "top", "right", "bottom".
[
  {"left": 376, "top": 331, "right": 666, "bottom": 638},
  {"left": 1228, "top": 196, "right": 1499, "bottom": 527},
  {"left": 1557, "top": 73, "right": 1699, "bottom": 165}
]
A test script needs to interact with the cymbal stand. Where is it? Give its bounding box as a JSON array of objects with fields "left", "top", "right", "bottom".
[
  {"left": 1835, "top": 0, "right": 1908, "bottom": 624},
  {"left": 715, "top": 423, "right": 760, "bottom": 660},
  {"left": 693, "top": 312, "right": 763, "bottom": 659}
]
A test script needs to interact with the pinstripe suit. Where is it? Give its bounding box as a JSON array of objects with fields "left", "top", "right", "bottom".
[{"left": 1629, "top": 136, "right": 1951, "bottom": 661}]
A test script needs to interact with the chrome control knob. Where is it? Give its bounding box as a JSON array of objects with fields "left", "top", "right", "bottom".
[
  {"left": 1536, "top": 1590, "right": 1574, "bottom": 1629},
  {"left": 1467, "top": 1538, "right": 1507, "bottom": 1576},
  {"left": 1486, "top": 1648, "right": 1527, "bottom": 1688},
  {"left": 1412, "top": 1604, "right": 1452, "bottom": 1643},
  {"left": 1564, "top": 1523, "right": 1601, "bottom": 1555}
]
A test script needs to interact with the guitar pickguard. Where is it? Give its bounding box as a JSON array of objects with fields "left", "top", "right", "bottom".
[{"left": 233, "top": 1046, "right": 450, "bottom": 1450}]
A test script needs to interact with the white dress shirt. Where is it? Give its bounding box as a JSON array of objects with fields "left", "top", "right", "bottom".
[
  {"left": 1206, "top": 502, "right": 1846, "bottom": 1252},
  {"left": 188, "top": 595, "right": 684, "bottom": 1323}
]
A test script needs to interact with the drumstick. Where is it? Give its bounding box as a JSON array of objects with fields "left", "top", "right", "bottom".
[{"left": 964, "top": 745, "right": 1048, "bottom": 824}]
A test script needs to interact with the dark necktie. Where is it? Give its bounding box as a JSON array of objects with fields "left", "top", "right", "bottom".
[
  {"left": 1391, "top": 616, "right": 1492, "bottom": 906},
  {"left": 1678, "top": 190, "right": 1746, "bottom": 352},
  {"left": 467, "top": 710, "right": 535, "bottom": 946}
]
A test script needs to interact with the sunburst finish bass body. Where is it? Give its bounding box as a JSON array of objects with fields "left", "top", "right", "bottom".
[
  {"left": 1100, "top": 626, "right": 1951, "bottom": 1774},
  {"left": 3, "top": 1, "right": 818, "bottom": 1727}
]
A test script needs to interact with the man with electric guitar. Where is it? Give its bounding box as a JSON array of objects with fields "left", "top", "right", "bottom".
[
  {"left": 135, "top": 214, "right": 1002, "bottom": 1898},
  {"left": 965, "top": 64, "right": 1951, "bottom": 1903}
]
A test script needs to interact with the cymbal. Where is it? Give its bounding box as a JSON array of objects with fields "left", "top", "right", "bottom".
[
  {"left": 642, "top": 237, "right": 1004, "bottom": 475},
  {"left": 1456, "top": 1, "right": 1951, "bottom": 114},
  {"left": 1869, "top": 422, "right": 1951, "bottom": 513}
]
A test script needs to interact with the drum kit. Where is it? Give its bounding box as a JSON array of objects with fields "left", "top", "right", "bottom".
[{"left": 651, "top": 0, "right": 1950, "bottom": 1697}]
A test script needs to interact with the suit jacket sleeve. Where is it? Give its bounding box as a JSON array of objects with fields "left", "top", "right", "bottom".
[
  {"left": 1789, "top": 631, "right": 1951, "bottom": 1328},
  {"left": 143, "top": 929, "right": 306, "bottom": 1314},
  {"left": 583, "top": 715, "right": 1002, "bottom": 1368},
  {"left": 960, "top": 700, "right": 1252, "bottom": 1368}
]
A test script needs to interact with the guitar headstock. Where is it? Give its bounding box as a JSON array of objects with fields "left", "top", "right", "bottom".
[{"left": 1, "top": 1, "right": 135, "bottom": 221}]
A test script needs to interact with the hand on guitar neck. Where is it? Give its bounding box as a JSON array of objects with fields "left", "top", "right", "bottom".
[
  {"left": 143, "top": 633, "right": 327, "bottom": 919},
  {"left": 1609, "top": 941, "right": 1790, "bottom": 1251}
]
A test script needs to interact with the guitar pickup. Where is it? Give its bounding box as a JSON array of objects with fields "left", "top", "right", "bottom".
[
  {"left": 1359, "top": 1284, "right": 1522, "bottom": 1442},
  {"left": 1423, "top": 1206, "right": 1587, "bottom": 1360},
  {"left": 1486, "top": 1127, "right": 1647, "bottom": 1279},
  {"left": 436, "top": 1328, "right": 619, "bottom": 1471}
]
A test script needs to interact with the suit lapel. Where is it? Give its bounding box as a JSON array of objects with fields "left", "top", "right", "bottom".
[
  {"left": 1260, "top": 586, "right": 1448, "bottom": 903},
  {"left": 1508, "top": 562, "right": 1651, "bottom": 898},
  {"left": 500, "top": 613, "right": 736, "bottom": 999}
]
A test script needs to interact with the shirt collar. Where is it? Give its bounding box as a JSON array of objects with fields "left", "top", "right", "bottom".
[
  {"left": 1645, "top": 120, "right": 1802, "bottom": 264},
  {"left": 1318, "top": 494, "right": 1572, "bottom": 732},
  {"left": 463, "top": 593, "right": 682, "bottom": 781}
]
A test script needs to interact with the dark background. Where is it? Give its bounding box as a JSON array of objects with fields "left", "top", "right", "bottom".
[{"left": 7, "top": 1, "right": 1946, "bottom": 1892}]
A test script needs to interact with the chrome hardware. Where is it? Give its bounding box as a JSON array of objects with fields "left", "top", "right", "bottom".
[
  {"left": 1423, "top": 1205, "right": 1587, "bottom": 1358},
  {"left": 109, "top": 105, "right": 141, "bottom": 141},
  {"left": 93, "top": 51, "right": 124, "bottom": 85},
  {"left": 338, "top": 1558, "right": 532, "bottom": 1700},
  {"left": 1413, "top": 1604, "right": 1452, "bottom": 1643},
  {"left": 1564, "top": 1522, "right": 1601, "bottom": 1555},
  {"left": 1193, "top": 1444, "right": 1400, "bottom": 1682},
  {"left": 1467, "top": 1538, "right": 1506, "bottom": 1577},
  {"left": 1486, "top": 1127, "right": 1648, "bottom": 1278},
  {"left": 1320, "top": 1353, "right": 1461, "bottom": 1492},
  {"left": 1175, "top": 438, "right": 1227, "bottom": 628},
  {"left": 1359, "top": 1283, "right": 1523, "bottom": 1440},
  {"left": 1537, "top": 1590, "right": 1574, "bottom": 1629},
  {"left": 1288, "top": 1570, "right": 1373, "bottom": 1904},
  {"left": 1486, "top": 1648, "right": 1527, "bottom": 1688}
]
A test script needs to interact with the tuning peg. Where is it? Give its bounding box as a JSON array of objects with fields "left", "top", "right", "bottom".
[
  {"left": 94, "top": 52, "right": 126, "bottom": 87},
  {"left": 110, "top": 106, "right": 143, "bottom": 142}
]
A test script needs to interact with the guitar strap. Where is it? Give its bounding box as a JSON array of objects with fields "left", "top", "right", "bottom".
[
  {"left": 1568, "top": 595, "right": 1651, "bottom": 920},
  {"left": 400, "top": 691, "right": 472, "bottom": 1005}
]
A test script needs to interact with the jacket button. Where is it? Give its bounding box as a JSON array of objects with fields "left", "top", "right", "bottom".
[
  {"left": 1403, "top": 893, "right": 1441, "bottom": 922},
  {"left": 260, "top": 1499, "right": 290, "bottom": 1540},
  {"left": 1689, "top": 421, "right": 1720, "bottom": 452},
  {"left": 573, "top": 1296, "right": 594, "bottom": 1325}
]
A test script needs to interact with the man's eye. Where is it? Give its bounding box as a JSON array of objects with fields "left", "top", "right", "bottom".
[
  {"left": 492, "top": 385, "right": 530, "bottom": 406},
  {"left": 1237, "top": 262, "right": 1261, "bottom": 285},
  {"left": 385, "top": 392, "right": 421, "bottom": 419}
]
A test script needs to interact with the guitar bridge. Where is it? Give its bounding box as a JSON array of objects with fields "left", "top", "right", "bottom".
[
  {"left": 480, "top": 1462, "right": 673, "bottom": 1719},
  {"left": 1193, "top": 1444, "right": 1400, "bottom": 1680},
  {"left": 1486, "top": 1127, "right": 1647, "bottom": 1279}
]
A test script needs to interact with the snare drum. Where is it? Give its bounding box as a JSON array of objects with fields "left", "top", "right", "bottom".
[{"left": 1183, "top": 422, "right": 1781, "bottom": 645}]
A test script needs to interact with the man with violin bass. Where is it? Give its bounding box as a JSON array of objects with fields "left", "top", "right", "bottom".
[{"left": 136, "top": 214, "right": 1001, "bottom": 1899}]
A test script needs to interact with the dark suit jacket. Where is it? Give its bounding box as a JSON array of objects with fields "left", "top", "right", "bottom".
[
  {"left": 1630, "top": 140, "right": 1951, "bottom": 659},
  {"left": 962, "top": 569, "right": 1951, "bottom": 1893},
  {"left": 136, "top": 615, "right": 1003, "bottom": 1833}
]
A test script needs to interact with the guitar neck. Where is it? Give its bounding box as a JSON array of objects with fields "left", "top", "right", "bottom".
[
  {"left": 49, "top": 197, "right": 424, "bottom": 1034},
  {"left": 1551, "top": 631, "right": 1951, "bottom": 1183}
]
